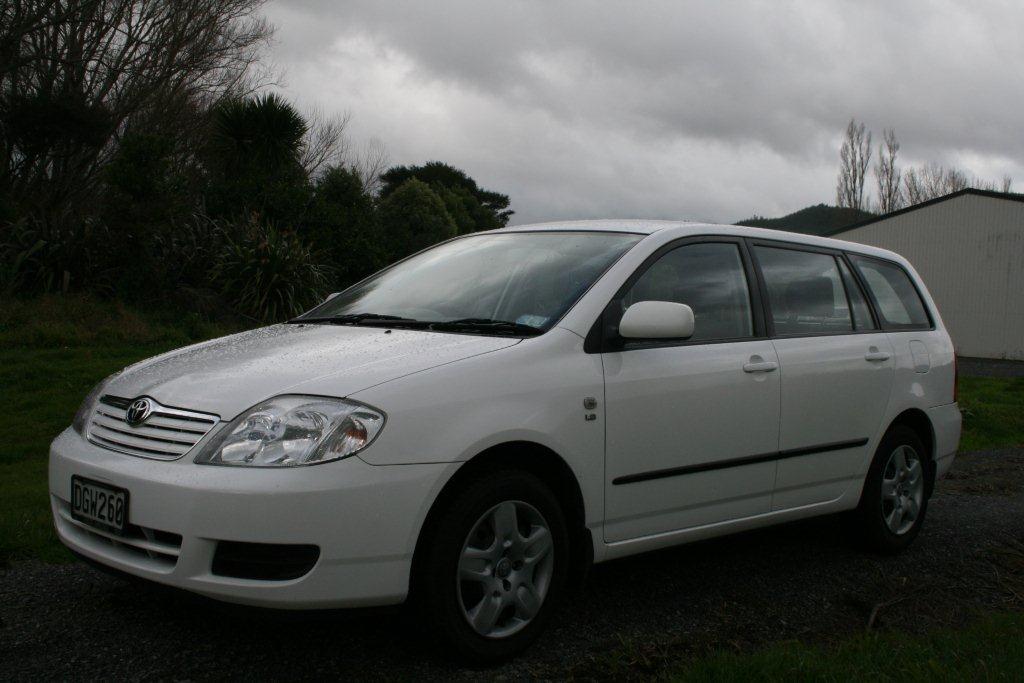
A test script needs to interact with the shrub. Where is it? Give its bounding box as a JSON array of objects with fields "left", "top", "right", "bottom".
[
  {"left": 307, "top": 166, "right": 387, "bottom": 288},
  {"left": 377, "top": 178, "right": 457, "bottom": 262},
  {"left": 213, "top": 218, "right": 330, "bottom": 322},
  {"left": 0, "top": 217, "right": 113, "bottom": 296}
]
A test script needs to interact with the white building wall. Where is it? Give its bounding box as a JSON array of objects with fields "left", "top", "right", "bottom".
[{"left": 836, "top": 193, "right": 1024, "bottom": 360}]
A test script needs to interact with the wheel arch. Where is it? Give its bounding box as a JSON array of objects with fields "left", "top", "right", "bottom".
[
  {"left": 409, "top": 440, "right": 593, "bottom": 595},
  {"left": 888, "top": 407, "right": 937, "bottom": 495}
]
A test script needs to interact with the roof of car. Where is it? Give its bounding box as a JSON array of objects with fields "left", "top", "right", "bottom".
[
  {"left": 495, "top": 219, "right": 904, "bottom": 262},
  {"left": 497, "top": 219, "right": 693, "bottom": 235}
]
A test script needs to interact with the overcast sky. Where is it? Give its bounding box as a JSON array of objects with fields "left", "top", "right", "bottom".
[{"left": 263, "top": 0, "right": 1024, "bottom": 225}]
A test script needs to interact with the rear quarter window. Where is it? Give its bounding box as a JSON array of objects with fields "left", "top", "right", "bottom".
[{"left": 849, "top": 255, "right": 931, "bottom": 329}]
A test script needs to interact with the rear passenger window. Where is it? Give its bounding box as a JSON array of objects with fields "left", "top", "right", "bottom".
[
  {"left": 623, "top": 242, "right": 753, "bottom": 341},
  {"left": 754, "top": 246, "right": 852, "bottom": 335},
  {"left": 849, "top": 256, "right": 931, "bottom": 329},
  {"left": 837, "top": 258, "right": 876, "bottom": 330}
]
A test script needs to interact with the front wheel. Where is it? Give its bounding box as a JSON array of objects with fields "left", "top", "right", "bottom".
[
  {"left": 853, "top": 425, "right": 930, "bottom": 554},
  {"left": 414, "top": 470, "right": 569, "bottom": 664}
]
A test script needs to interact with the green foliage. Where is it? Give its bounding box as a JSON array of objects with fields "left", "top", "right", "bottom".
[
  {"left": 308, "top": 165, "right": 386, "bottom": 287},
  {"left": 212, "top": 219, "right": 330, "bottom": 322},
  {"left": 211, "top": 93, "right": 308, "bottom": 172},
  {"left": 0, "top": 217, "right": 109, "bottom": 295},
  {"left": 0, "top": 294, "right": 245, "bottom": 350},
  {"left": 660, "top": 612, "right": 1024, "bottom": 681},
  {"left": 205, "top": 93, "right": 313, "bottom": 222},
  {"left": 737, "top": 204, "right": 875, "bottom": 236},
  {"left": 0, "top": 220, "right": 47, "bottom": 296},
  {"left": 1, "top": 80, "right": 515, "bottom": 322},
  {"left": 958, "top": 376, "right": 1024, "bottom": 451},
  {"left": 5, "top": 91, "right": 112, "bottom": 157},
  {"left": 380, "top": 161, "right": 512, "bottom": 232},
  {"left": 377, "top": 178, "right": 458, "bottom": 261},
  {"left": 105, "top": 133, "right": 177, "bottom": 204}
]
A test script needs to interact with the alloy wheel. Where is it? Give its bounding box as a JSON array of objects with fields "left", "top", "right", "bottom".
[
  {"left": 457, "top": 500, "right": 554, "bottom": 638},
  {"left": 880, "top": 444, "right": 925, "bottom": 535}
]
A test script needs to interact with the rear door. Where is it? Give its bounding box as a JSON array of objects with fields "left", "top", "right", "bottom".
[{"left": 750, "top": 242, "right": 895, "bottom": 510}]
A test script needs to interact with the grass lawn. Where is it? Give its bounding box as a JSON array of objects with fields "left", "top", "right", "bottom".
[
  {"left": 592, "top": 611, "right": 1024, "bottom": 681},
  {"left": 0, "top": 295, "right": 244, "bottom": 564},
  {"left": 958, "top": 376, "right": 1024, "bottom": 452}
]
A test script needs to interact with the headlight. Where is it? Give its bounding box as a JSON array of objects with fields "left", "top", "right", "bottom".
[
  {"left": 72, "top": 373, "right": 120, "bottom": 436},
  {"left": 195, "top": 396, "right": 385, "bottom": 467}
]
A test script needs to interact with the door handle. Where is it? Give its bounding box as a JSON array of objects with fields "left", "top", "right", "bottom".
[
  {"left": 865, "top": 351, "right": 891, "bottom": 362},
  {"left": 743, "top": 360, "right": 778, "bottom": 373}
]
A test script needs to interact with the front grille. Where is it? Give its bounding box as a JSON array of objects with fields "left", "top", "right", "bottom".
[{"left": 88, "top": 395, "right": 219, "bottom": 460}]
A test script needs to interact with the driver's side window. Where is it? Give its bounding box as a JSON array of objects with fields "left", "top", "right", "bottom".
[{"left": 622, "top": 242, "right": 754, "bottom": 342}]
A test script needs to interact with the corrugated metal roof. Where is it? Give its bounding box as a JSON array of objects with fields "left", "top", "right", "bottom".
[{"left": 827, "top": 188, "right": 1024, "bottom": 236}]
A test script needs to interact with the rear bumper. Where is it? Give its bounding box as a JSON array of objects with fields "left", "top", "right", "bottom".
[
  {"left": 48, "top": 428, "right": 457, "bottom": 608},
  {"left": 927, "top": 402, "right": 961, "bottom": 479}
]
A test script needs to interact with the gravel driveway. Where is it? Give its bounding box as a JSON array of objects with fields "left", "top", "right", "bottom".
[{"left": 3, "top": 448, "right": 1023, "bottom": 680}]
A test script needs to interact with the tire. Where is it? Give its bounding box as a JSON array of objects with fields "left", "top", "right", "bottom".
[
  {"left": 414, "top": 469, "right": 570, "bottom": 664},
  {"left": 853, "top": 425, "right": 931, "bottom": 554}
]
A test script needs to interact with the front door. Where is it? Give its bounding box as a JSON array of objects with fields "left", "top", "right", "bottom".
[{"left": 602, "top": 240, "right": 781, "bottom": 543}]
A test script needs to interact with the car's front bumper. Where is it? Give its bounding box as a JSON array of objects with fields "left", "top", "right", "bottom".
[{"left": 48, "top": 428, "right": 458, "bottom": 608}]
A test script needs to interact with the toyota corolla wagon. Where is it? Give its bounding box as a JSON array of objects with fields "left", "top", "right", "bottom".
[{"left": 50, "top": 220, "right": 960, "bottom": 661}]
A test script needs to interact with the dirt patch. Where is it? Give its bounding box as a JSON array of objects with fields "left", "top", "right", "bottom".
[{"left": 940, "top": 449, "right": 1024, "bottom": 496}]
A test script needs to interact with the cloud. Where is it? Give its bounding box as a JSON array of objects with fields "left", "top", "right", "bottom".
[{"left": 265, "top": 0, "right": 1024, "bottom": 223}]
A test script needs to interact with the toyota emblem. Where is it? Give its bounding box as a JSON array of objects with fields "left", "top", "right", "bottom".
[{"left": 125, "top": 398, "right": 153, "bottom": 426}]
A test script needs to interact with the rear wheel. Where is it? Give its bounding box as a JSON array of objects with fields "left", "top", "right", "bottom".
[
  {"left": 415, "top": 470, "right": 569, "bottom": 663},
  {"left": 854, "top": 425, "right": 930, "bottom": 553}
]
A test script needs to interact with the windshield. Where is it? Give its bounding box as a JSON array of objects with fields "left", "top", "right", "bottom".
[{"left": 298, "top": 231, "right": 641, "bottom": 334}]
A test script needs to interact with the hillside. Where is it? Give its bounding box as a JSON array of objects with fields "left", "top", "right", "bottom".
[{"left": 736, "top": 204, "right": 876, "bottom": 236}]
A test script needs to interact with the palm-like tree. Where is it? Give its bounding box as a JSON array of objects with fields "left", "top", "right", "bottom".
[
  {"left": 211, "top": 93, "right": 308, "bottom": 176},
  {"left": 206, "top": 93, "right": 311, "bottom": 221}
]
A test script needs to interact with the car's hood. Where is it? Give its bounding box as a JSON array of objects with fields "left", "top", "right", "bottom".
[{"left": 106, "top": 324, "right": 520, "bottom": 418}]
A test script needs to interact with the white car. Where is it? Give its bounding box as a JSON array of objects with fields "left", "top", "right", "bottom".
[{"left": 50, "top": 221, "right": 960, "bottom": 661}]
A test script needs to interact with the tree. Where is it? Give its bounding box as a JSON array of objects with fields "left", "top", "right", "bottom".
[
  {"left": 301, "top": 107, "right": 352, "bottom": 179},
  {"left": 352, "top": 137, "right": 390, "bottom": 196},
  {"left": 308, "top": 165, "right": 385, "bottom": 286},
  {"left": 379, "top": 161, "right": 512, "bottom": 232},
  {"left": 1, "top": 0, "right": 271, "bottom": 229},
  {"left": 205, "top": 93, "right": 312, "bottom": 223},
  {"left": 903, "top": 163, "right": 969, "bottom": 205},
  {"left": 874, "top": 128, "right": 902, "bottom": 213},
  {"left": 836, "top": 119, "right": 872, "bottom": 210},
  {"left": 377, "top": 178, "right": 457, "bottom": 261}
]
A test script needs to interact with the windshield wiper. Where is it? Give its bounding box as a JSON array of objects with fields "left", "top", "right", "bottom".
[
  {"left": 428, "top": 318, "right": 543, "bottom": 336},
  {"left": 290, "top": 313, "right": 421, "bottom": 325},
  {"left": 290, "top": 314, "right": 543, "bottom": 336}
]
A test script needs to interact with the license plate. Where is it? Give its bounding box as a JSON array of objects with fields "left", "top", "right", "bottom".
[{"left": 71, "top": 476, "right": 129, "bottom": 534}]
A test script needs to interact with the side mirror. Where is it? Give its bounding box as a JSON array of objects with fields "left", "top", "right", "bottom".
[
  {"left": 618, "top": 301, "right": 695, "bottom": 340},
  {"left": 324, "top": 292, "right": 341, "bottom": 302}
]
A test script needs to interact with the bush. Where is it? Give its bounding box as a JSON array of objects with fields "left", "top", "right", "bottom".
[
  {"left": 0, "top": 294, "right": 244, "bottom": 349},
  {"left": 377, "top": 178, "right": 457, "bottom": 262},
  {"left": 0, "top": 220, "right": 47, "bottom": 297},
  {"left": 0, "top": 217, "right": 113, "bottom": 296},
  {"left": 212, "top": 218, "right": 330, "bottom": 322},
  {"left": 307, "top": 166, "right": 387, "bottom": 288}
]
